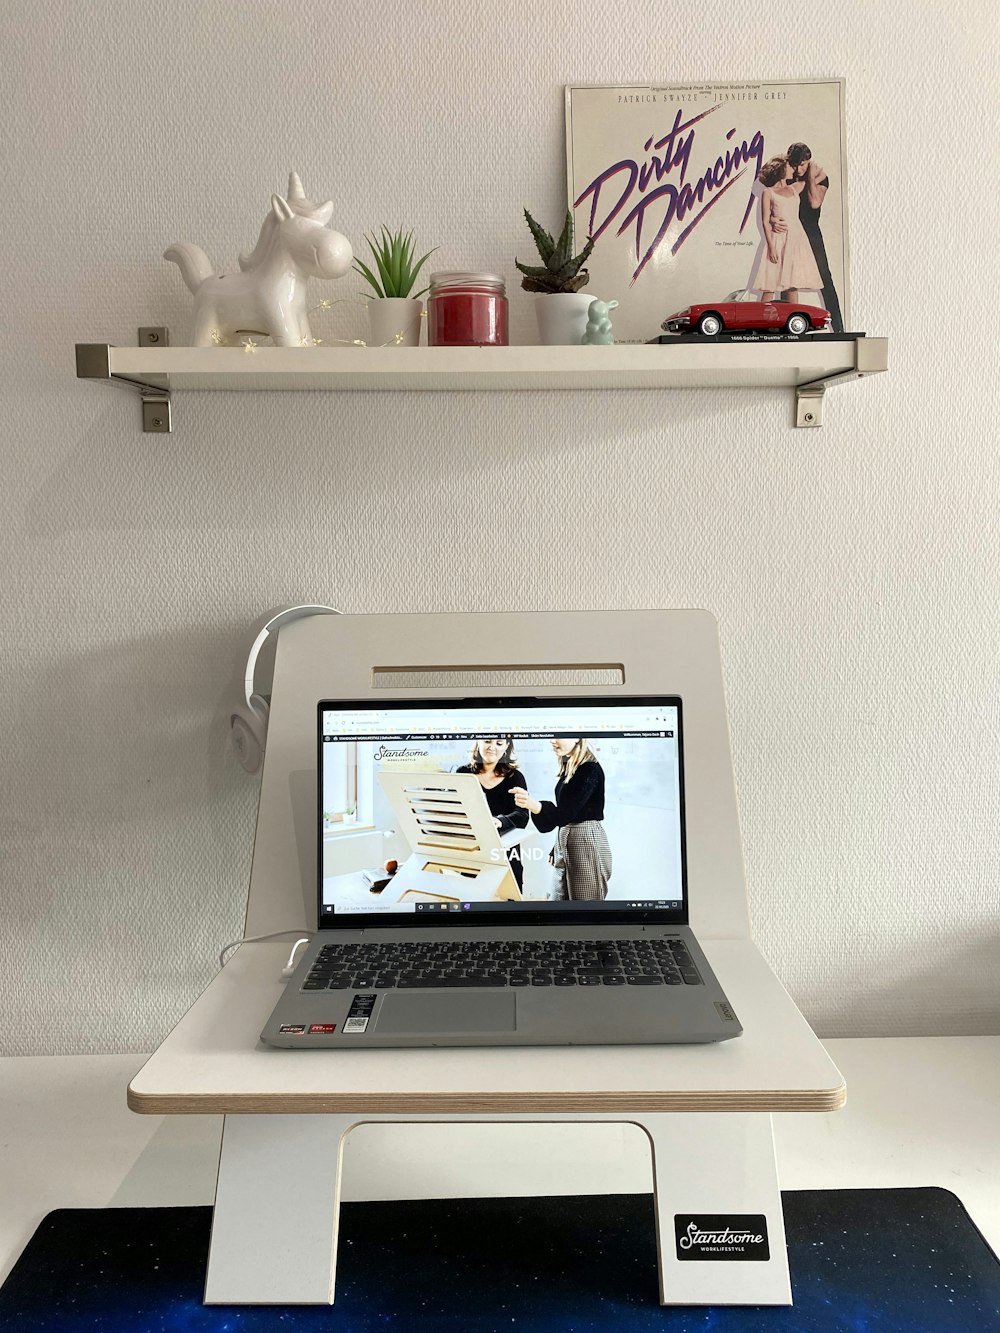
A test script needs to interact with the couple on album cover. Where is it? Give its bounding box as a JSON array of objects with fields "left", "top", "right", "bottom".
[{"left": 748, "top": 141, "right": 844, "bottom": 331}]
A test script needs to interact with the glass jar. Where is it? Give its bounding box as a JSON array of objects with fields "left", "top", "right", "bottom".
[{"left": 427, "top": 272, "right": 508, "bottom": 347}]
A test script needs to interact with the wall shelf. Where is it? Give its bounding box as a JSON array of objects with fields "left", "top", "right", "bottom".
[{"left": 75, "top": 336, "right": 888, "bottom": 433}]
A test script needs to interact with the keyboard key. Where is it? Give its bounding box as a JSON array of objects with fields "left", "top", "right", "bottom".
[
  {"left": 398, "top": 977, "right": 473, "bottom": 988},
  {"left": 627, "top": 976, "right": 664, "bottom": 985}
]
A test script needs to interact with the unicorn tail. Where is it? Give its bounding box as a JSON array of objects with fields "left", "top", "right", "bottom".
[{"left": 163, "top": 242, "right": 215, "bottom": 293}]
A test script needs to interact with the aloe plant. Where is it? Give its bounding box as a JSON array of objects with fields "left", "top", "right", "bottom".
[
  {"left": 515, "top": 209, "right": 596, "bottom": 294},
  {"left": 353, "top": 227, "right": 437, "bottom": 299}
]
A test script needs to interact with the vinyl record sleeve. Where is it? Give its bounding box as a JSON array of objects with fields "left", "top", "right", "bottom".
[{"left": 565, "top": 80, "right": 850, "bottom": 343}]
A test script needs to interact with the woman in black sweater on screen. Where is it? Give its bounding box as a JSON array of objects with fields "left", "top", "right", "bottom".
[
  {"left": 456, "top": 736, "right": 528, "bottom": 890},
  {"left": 512, "top": 738, "right": 612, "bottom": 901}
]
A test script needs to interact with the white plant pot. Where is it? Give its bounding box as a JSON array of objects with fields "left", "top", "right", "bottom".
[
  {"left": 534, "top": 291, "right": 593, "bottom": 346},
  {"left": 368, "top": 297, "right": 423, "bottom": 347}
]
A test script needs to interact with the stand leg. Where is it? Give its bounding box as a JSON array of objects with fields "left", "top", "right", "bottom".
[
  {"left": 204, "top": 1112, "right": 791, "bottom": 1307},
  {"left": 204, "top": 1113, "right": 355, "bottom": 1305},
  {"left": 639, "top": 1111, "right": 790, "bottom": 1306}
]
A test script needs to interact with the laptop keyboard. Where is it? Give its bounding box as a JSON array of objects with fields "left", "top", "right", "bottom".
[{"left": 301, "top": 938, "right": 703, "bottom": 991}]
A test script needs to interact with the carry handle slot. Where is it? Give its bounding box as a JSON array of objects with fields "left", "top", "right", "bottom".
[{"left": 371, "top": 664, "right": 625, "bottom": 689}]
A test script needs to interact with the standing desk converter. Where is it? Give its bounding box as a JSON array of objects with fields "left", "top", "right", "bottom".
[{"left": 128, "top": 610, "right": 845, "bottom": 1307}]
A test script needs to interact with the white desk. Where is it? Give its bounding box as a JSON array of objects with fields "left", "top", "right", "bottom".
[{"left": 3, "top": 1036, "right": 997, "bottom": 1293}]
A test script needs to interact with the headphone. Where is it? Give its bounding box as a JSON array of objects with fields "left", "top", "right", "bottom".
[{"left": 231, "top": 604, "right": 340, "bottom": 774}]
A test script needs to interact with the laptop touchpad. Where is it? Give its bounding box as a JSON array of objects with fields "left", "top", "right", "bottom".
[{"left": 377, "top": 992, "right": 516, "bottom": 1034}]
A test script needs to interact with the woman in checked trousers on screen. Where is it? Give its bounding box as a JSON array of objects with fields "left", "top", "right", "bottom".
[{"left": 511, "top": 738, "right": 612, "bottom": 901}]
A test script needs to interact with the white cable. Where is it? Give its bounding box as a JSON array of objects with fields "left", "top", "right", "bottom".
[
  {"left": 218, "top": 930, "right": 314, "bottom": 969},
  {"left": 281, "top": 938, "right": 312, "bottom": 977}
]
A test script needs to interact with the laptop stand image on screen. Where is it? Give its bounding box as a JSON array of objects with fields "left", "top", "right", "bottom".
[{"left": 375, "top": 771, "right": 523, "bottom": 904}]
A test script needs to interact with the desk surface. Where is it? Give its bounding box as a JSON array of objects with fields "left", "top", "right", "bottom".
[
  {"left": 3, "top": 1037, "right": 997, "bottom": 1290},
  {"left": 127, "top": 939, "right": 845, "bottom": 1115}
]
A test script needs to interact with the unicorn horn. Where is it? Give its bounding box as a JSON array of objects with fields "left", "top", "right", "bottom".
[{"left": 288, "top": 172, "right": 306, "bottom": 203}]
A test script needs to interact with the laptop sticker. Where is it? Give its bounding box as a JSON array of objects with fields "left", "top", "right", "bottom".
[{"left": 344, "top": 994, "right": 377, "bottom": 1033}]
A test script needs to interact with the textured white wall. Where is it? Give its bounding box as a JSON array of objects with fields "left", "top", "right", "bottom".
[{"left": 0, "top": 0, "right": 997, "bottom": 1055}]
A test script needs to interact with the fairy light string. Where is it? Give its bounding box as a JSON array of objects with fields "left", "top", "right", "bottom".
[{"left": 209, "top": 297, "right": 426, "bottom": 351}]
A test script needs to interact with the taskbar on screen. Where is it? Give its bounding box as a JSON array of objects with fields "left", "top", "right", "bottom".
[{"left": 321, "top": 900, "right": 682, "bottom": 919}]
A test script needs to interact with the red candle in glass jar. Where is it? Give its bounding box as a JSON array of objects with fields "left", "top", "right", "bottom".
[{"left": 427, "top": 272, "right": 508, "bottom": 347}]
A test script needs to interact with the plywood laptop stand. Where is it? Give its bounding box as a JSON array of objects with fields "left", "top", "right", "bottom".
[
  {"left": 375, "top": 770, "right": 522, "bottom": 903},
  {"left": 128, "top": 610, "right": 845, "bottom": 1307}
]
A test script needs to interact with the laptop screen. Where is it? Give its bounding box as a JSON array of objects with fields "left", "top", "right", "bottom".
[{"left": 317, "top": 696, "right": 686, "bottom": 928}]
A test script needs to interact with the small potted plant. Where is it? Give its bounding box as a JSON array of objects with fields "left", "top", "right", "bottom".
[
  {"left": 515, "top": 209, "right": 596, "bottom": 345},
  {"left": 354, "top": 227, "right": 436, "bottom": 346}
]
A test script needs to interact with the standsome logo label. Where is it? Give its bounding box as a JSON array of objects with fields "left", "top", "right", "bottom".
[{"left": 674, "top": 1215, "right": 770, "bottom": 1262}]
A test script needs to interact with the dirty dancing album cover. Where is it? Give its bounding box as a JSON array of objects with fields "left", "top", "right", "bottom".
[{"left": 565, "top": 80, "right": 849, "bottom": 343}]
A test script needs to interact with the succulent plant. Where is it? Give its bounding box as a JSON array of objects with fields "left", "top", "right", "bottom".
[
  {"left": 353, "top": 227, "right": 436, "bottom": 299},
  {"left": 515, "top": 209, "right": 596, "bottom": 294}
]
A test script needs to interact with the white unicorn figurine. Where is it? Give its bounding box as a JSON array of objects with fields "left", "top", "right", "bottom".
[{"left": 164, "top": 172, "right": 353, "bottom": 346}]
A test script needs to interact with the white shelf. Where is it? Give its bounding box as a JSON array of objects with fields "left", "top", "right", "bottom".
[{"left": 75, "top": 338, "right": 888, "bottom": 431}]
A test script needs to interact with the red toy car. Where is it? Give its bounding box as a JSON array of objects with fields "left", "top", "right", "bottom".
[{"left": 662, "top": 289, "right": 831, "bottom": 337}]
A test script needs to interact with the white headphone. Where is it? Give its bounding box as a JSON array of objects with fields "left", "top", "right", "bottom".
[{"left": 231, "top": 604, "right": 340, "bottom": 775}]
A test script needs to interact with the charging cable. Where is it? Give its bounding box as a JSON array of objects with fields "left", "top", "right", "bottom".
[
  {"left": 218, "top": 930, "right": 314, "bottom": 971},
  {"left": 281, "top": 938, "right": 312, "bottom": 976}
]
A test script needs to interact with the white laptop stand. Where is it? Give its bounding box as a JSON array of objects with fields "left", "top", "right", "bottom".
[{"left": 128, "top": 610, "right": 845, "bottom": 1308}]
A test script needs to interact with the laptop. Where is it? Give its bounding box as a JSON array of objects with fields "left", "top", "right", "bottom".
[{"left": 260, "top": 695, "right": 742, "bottom": 1048}]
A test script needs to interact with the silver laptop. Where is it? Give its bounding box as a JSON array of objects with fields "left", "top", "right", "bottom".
[{"left": 260, "top": 695, "right": 741, "bottom": 1048}]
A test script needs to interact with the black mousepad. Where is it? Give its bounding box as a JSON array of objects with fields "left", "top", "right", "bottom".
[{"left": 2, "top": 1188, "right": 998, "bottom": 1331}]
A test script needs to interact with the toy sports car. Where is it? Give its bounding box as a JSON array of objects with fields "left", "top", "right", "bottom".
[{"left": 662, "top": 290, "right": 832, "bottom": 336}]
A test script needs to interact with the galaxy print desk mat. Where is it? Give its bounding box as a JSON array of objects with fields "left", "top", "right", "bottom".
[{"left": 2, "top": 1188, "right": 998, "bottom": 1332}]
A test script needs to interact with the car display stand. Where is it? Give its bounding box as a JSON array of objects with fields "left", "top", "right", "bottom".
[{"left": 128, "top": 610, "right": 845, "bottom": 1307}]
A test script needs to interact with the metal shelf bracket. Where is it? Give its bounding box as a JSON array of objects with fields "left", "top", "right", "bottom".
[
  {"left": 794, "top": 335, "right": 887, "bottom": 428},
  {"left": 75, "top": 329, "right": 173, "bottom": 433},
  {"left": 796, "top": 384, "right": 825, "bottom": 428},
  {"left": 141, "top": 395, "right": 171, "bottom": 433}
]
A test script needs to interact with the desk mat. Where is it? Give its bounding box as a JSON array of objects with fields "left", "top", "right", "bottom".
[{"left": 1, "top": 1189, "right": 998, "bottom": 1331}]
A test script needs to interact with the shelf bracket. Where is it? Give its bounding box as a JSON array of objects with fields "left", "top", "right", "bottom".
[
  {"left": 141, "top": 395, "right": 172, "bottom": 433},
  {"left": 794, "top": 335, "right": 888, "bottom": 428},
  {"left": 796, "top": 384, "right": 825, "bottom": 428},
  {"left": 75, "top": 328, "right": 173, "bottom": 433}
]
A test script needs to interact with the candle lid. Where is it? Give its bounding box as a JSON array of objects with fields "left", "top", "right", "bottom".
[{"left": 429, "top": 271, "right": 505, "bottom": 291}]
